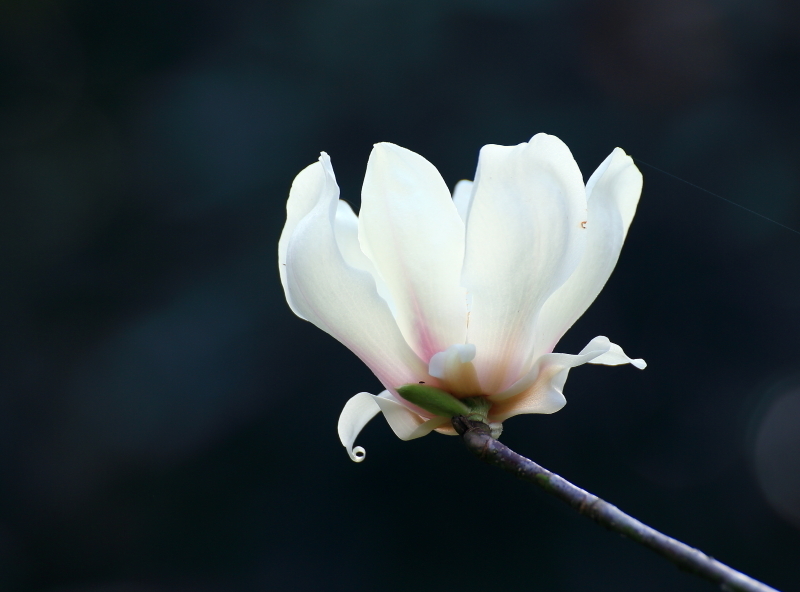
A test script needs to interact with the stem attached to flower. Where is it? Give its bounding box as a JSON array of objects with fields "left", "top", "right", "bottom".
[
  {"left": 461, "top": 396, "right": 492, "bottom": 424},
  {"left": 451, "top": 417, "right": 779, "bottom": 592}
]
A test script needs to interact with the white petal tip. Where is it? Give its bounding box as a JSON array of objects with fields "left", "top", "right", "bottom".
[
  {"left": 338, "top": 392, "right": 382, "bottom": 464},
  {"left": 348, "top": 445, "right": 367, "bottom": 463},
  {"left": 586, "top": 340, "right": 646, "bottom": 370}
]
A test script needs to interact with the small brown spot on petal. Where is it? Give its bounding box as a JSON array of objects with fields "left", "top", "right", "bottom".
[{"left": 580, "top": 221, "right": 587, "bottom": 229}]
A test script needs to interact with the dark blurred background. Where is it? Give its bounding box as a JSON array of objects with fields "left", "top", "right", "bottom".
[{"left": 1, "top": 0, "right": 799, "bottom": 591}]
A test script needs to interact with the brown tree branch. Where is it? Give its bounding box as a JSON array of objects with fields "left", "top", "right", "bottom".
[{"left": 452, "top": 417, "right": 779, "bottom": 592}]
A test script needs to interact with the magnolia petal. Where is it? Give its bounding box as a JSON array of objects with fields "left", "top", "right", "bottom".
[
  {"left": 338, "top": 392, "right": 382, "bottom": 462},
  {"left": 428, "top": 344, "right": 483, "bottom": 396},
  {"left": 492, "top": 335, "right": 613, "bottom": 402},
  {"left": 452, "top": 179, "right": 474, "bottom": 223},
  {"left": 488, "top": 364, "right": 568, "bottom": 423},
  {"left": 534, "top": 148, "right": 643, "bottom": 357},
  {"left": 359, "top": 143, "right": 468, "bottom": 361},
  {"left": 489, "top": 336, "right": 621, "bottom": 422},
  {"left": 590, "top": 341, "right": 647, "bottom": 369},
  {"left": 333, "top": 200, "right": 375, "bottom": 274},
  {"left": 429, "top": 343, "right": 475, "bottom": 376},
  {"left": 283, "top": 153, "right": 428, "bottom": 392},
  {"left": 462, "top": 134, "right": 588, "bottom": 393},
  {"left": 333, "top": 200, "right": 396, "bottom": 316},
  {"left": 279, "top": 160, "right": 334, "bottom": 320},
  {"left": 374, "top": 391, "right": 450, "bottom": 440}
]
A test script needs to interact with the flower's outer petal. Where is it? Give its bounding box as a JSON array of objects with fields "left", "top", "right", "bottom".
[
  {"left": 279, "top": 161, "right": 331, "bottom": 320},
  {"left": 283, "top": 153, "right": 428, "bottom": 392},
  {"left": 338, "top": 391, "right": 448, "bottom": 462},
  {"left": 334, "top": 200, "right": 396, "bottom": 316},
  {"left": 590, "top": 341, "right": 647, "bottom": 369},
  {"left": 338, "top": 392, "right": 382, "bottom": 462},
  {"left": 375, "top": 391, "right": 450, "bottom": 440},
  {"left": 462, "top": 134, "right": 588, "bottom": 393},
  {"left": 489, "top": 336, "right": 617, "bottom": 422},
  {"left": 359, "top": 143, "right": 468, "bottom": 361},
  {"left": 492, "top": 335, "right": 612, "bottom": 402},
  {"left": 534, "top": 148, "right": 643, "bottom": 357},
  {"left": 428, "top": 344, "right": 483, "bottom": 396},
  {"left": 452, "top": 179, "right": 474, "bottom": 222}
]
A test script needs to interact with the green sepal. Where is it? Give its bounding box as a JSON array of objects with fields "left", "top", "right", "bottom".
[{"left": 396, "top": 384, "right": 470, "bottom": 418}]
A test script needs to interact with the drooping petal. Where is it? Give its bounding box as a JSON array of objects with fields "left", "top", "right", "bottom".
[
  {"left": 462, "top": 134, "right": 588, "bottom": 393},
  {"left": 492, "top": 335, "right": 613, "bottom": 402},
  {"left": 590, "top": 341, "right": 647, "bottom": 369},
  {"left": 452, "top": 179, "right": 474, "bottom": 223},
  {"left": 337, "top": 391, "right": 449, "bottom": 462},
  {"left": 338, "top": 392, "right": 382, "bottom": 462},
  {"left": 282, "top": 153, "right": 428, "bottom": 392},
  {"left": 359, "top": 143, "right": 468, "bottom": 361},
  {"left": 428, "top": 344, "right": 483, "bottom": 396},
  {"left": 374, "top": 391, "right": 450, "bottom": 440},
  {"left": 533, "top": 148, "right": 643, "bottom": 357},
  {"left": 489, "top": 336, "right": 619, "bottom": 422}
]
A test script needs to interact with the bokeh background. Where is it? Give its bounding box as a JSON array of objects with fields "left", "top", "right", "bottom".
[{"left": 1, "top": 0, "right": 799, "bottom": 591}]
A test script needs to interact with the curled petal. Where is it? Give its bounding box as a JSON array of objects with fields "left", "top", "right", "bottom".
[
  {"left": 338, "top": 392, "right": 382, "bottom": 462},
  {"left": 359, "top": 143, "right": 468, "bottom": 361},
  {"left": 337, "top": 391, "right": 449, "bottom": 462},
  {"left": 281, "top": 153, "right": 428, "bottom": 392},
  {"left": 492, "top": 335, "right": 612, "bottom": 402},
  {"left": 462, "top": 134, "right": 588, "bottom": 393},
  {"left": 534, "top": 148, "right": 643, "bottom": 357},
  {"left": 590, "top": 341, "right": 647, "bottom": 369},
  {"left": 489, "top": 336, "right": 641, "bottom": 423}
]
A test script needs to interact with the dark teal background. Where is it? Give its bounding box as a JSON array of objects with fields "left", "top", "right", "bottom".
[{"left": 1, "top": 1, "right": 799, "bottom": 591}]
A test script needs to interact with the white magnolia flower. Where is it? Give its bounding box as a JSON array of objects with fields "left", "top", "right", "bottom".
[{"left": 279, "top": 133, "right": 645, "bottom": 462}]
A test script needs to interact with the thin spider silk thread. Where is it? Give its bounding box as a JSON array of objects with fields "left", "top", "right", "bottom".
[{"left": 633, "top": 157, "right": 800, "bottom": 238}]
